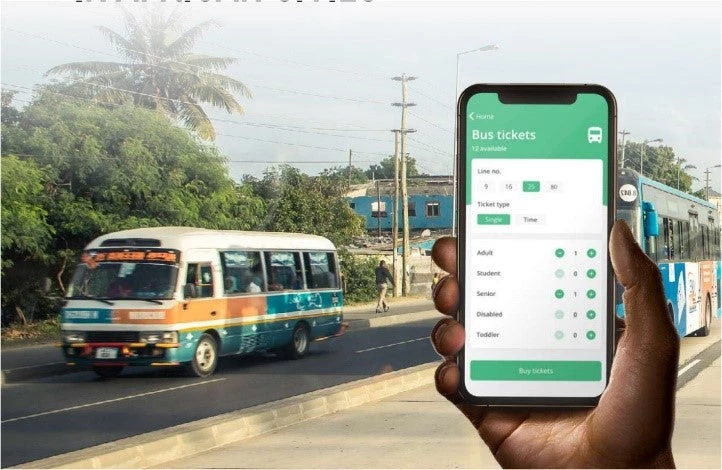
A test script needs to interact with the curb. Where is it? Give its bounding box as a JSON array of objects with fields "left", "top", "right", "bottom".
[
  {"left": 17, "top": 361, "right": 441, "bottom": 469},
  {"left": 349, "top": 309, "right": 442, "bottom": 329}
]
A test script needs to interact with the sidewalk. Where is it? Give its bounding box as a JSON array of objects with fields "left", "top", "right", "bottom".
[
  {"left": 161, "top": 358, "right": 721, "bottom": 470},
  {"left": 160, "top": 383, "right": 498, "bottom": 469},
  {"left": 159, "top": 326, "right": 722, "bottom": 470}
]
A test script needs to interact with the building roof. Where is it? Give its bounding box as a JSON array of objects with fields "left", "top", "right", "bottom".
[{"left": 347, "top": 176, "right": 453, "bottom": 197}]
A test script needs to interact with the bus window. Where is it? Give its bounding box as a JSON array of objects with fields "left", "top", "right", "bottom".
[
  {"left": 266, "top": 252, "right": 303, "bottom": 290},
  {"left": 680, "top": 220, "right": 689, "bottom": 260},
  {"left": 669, "top": 220, "right": 682, "bottom": 260},
  {"left": 221, "top": 251, "right": 264, "bottom": 294},
  {"left": 661, "top": 217, "right": 673, "bottom": 260},
  {"left": 186, "top": 263, "right": 214, "bottom": 298},
  {"left": 304, "top": 252, "right": 338, "bottom": 289}
]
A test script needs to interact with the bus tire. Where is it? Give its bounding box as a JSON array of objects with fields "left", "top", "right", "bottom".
[
  {"left": 93, "top": 365, "right": 124, "bottom": 379},
  {"left": 285, "top": 323, "right": 310, "bottom": 359},
  {"left": 698, "top": 295, "right": 713, "bottom": 337},
  {"left": 186, "top": 333, "right": 218, "bottom": 377}
]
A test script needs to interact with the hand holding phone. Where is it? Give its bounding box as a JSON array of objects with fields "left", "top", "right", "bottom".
[
  {"left": 457, "top": 84, "right": 616, "bottom": 406},
  {"left": 430, "top": 220, "right": 679, "bottom": 468}
]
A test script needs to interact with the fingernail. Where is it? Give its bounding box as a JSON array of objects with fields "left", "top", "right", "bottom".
[
  {"left": 432, "top": 319, "right": 452, "bottom": 344},
  {"left": 435, "top": 362, "right": 453, "bottom": 383}
]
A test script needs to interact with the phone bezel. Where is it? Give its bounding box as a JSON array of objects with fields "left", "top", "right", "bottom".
[{"left": 456, "top": 84, "right": 617, "bottom": 407}]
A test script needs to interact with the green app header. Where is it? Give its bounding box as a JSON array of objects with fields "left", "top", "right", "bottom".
[{"left": 465, "top": 93, "right": 610, "bottom": 204}]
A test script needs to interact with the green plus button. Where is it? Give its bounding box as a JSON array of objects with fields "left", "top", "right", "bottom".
[
  {"left": 586, "top": 331, "right": 596, "bottom": 340},
  {"left": 586, "top": 310, "right": 596, "bottom": 319},
  {"left": 587, "top": 248, "right": 597, "bottom": 258},
  {"left": 523, "top": 181, "right": 541, "bottom": 192},
  {"left": 470, "top": 360, "right": 602, "bottom": 381},
  {"left": 478, "top": 214, "right": 511, "bottom": 225},
  {"left": 586, "top": 289, "right": 596, "bottom": 299},
  {"left": 587, "top": 269, "right": 596, "bottom": 279}
]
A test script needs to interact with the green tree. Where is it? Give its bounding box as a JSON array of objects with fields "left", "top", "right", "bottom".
[
  {"left": 365, "top": 155, "right": 423, "bottom": 180},
  {"left": 45, "top": 9, "right": 251, "bottom": 140},
  {"left": 621, "top": 141, "right": 698, "bottom": 194},
  {"left": 249, "top": 165, "right": 365, "bottom": 247},
  {"left": 0, "top": 156, "right": 55, "bottom": 271},
  {"left": 1, "top": 91, "right": 265, "bottom": 323},
  {"left": 319, "top": 165, "right": 368, "bottom": 185}
]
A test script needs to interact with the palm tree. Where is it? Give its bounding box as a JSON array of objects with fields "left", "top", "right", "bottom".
[{"left": 46, "top": 9, "right": 251, "bottom": 140}]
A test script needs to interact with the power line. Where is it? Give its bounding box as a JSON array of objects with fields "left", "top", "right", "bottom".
[
  {"left": 3, "top": 152, "right": 377, "bottom": 166},
  {"left": 408, "top": 110, "right": 453, "bottom": 134},
  {"left": 3, "top": 27, "right": 390, "bottom": 106},
  {"left": 407, "top": 84, "right": 452, "bottom": 110}
]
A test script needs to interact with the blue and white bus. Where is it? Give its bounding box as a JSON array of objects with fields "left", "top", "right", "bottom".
[
  {"left": 617, "top": 169, "right": 721, "bottom": 336},
  {"left": 61, "top": 228, "right": 346, "bottom": 378}
]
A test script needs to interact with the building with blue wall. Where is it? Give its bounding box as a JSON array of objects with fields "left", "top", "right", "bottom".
[{"left": 347, "top": 177, "right": 454, "bottom": 232}]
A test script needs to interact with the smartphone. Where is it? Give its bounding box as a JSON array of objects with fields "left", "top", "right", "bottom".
[{"left": 457, "top": 84, "right": 617, "bottom": 406}]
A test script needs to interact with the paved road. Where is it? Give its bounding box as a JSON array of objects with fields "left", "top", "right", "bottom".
[{"left": 1, "top": 315, "right": 439, "bottom": 467}]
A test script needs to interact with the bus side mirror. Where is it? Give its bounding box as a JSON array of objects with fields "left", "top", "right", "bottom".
[
  {"left": 643, "top": 202, "right": 659, "bottom": 237},
  {"left": 184, "top": 283, "right": 196, "bottom": 299}
]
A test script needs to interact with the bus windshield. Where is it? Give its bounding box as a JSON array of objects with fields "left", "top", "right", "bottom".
[{"left": 66, "top": 262, "right": 179, "bottom": 301}]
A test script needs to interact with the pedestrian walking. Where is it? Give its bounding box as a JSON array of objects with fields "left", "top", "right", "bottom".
[{"left": 375, "top": 260, "right": 394, "bottom": 313}]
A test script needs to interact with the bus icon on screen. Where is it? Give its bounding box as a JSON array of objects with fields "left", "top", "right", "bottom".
[{"left": 587, "top": 127, "right": 603, "bottom": 143}]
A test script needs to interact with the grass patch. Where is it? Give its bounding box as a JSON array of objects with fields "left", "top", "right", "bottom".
[{"left": 1, "top": 317, "right": 60, "bottom": 348}]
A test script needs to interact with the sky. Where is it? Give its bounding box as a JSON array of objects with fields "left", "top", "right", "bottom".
[{"left": 1, "top": 0, "right": 720, "bottom": 192}]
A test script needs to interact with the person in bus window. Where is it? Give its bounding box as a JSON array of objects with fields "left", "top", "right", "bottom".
[{"left": 107, "top": 278, "right": 132, "bottom": 298}]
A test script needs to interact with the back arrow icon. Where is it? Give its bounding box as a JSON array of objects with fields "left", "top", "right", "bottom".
[{"left": 468, "top": 111, "right": 475, "bottom": 121}]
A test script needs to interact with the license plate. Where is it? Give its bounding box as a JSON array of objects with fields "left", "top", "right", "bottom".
[{"left": 95, "top": 347, "right": 118, "bottom": 359}]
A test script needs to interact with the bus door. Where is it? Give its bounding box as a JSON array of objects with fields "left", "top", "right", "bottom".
[{"left": 180, "top": 251, "right": 225, "bottom": 352}]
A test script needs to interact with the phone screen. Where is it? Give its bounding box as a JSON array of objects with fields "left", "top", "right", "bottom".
[{"left": 458, "top": 85, "right": 616, "bottom": 405}]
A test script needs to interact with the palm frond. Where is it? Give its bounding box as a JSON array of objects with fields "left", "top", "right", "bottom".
[
  {"left": 202, "top": 73, "right": 253, "bottom": 99},
  {"left": 180, "top": 54, "right": 236, "bottom": 72},
  {"left": 189, "top": 85, "right": 244, "bottom": 114},
  {"left": 95, "top": 26, "right": 147, "bottom": 63},
  {"left": 165, "top": 20, "right": 219, "bottom": 59},
  {"left": 177, "top": 101, "right": 215, "bottom": 140},
  {"left": 45, "top": 61, "right": 130, "bottom": 78}
]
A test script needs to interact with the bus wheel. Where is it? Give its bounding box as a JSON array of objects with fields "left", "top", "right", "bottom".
[
  {"left": 93, "top": 365, "right": 124, "bottom": 379},
  {"left": 187, "top": 333, "right": 218, "bottom": 377},
  {"left": 698, "top": 296, "right": 713, "bottom": 337},
  {"left": 285, "top": 323, "right": 310, "bottom": 359}
]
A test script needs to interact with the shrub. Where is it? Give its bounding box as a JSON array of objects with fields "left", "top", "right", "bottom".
[{"left": 339, "top": 250, "right": 379, "bottom": 304}]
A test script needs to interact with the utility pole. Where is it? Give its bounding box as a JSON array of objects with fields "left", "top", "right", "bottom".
[
  {"left": 390, "top": 132, "right": 401, "bottom": 296},
  {"left": 348, "top": 149, "right": 352, "bottom": 186},
  {"left": 376, "top": 179, "right": 382, "bottom": 239},
  {"left": 392, "top": 74, "right": 417, "bottom": 296},
  {"left": 618, "top": 130, "right": 630, "bottom": 168},
  {"left": 705, "top": 168, "right": 713, "bottom": 201}
]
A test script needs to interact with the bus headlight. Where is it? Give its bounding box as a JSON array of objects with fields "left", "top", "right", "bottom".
[
  {"left": 63, "top": 331, "right": 86, "bottom": 343},
  {"left": 139, "top": 331, "right": 178, "bottom": 344}
]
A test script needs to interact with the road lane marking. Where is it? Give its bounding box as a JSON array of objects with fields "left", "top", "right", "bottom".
[
  {"left": 1, "top": 378, "right": 226, "bottom": 424},
  {"left": 355, "top": 337, "right": 428, "bottom": 353},
  {"left": 677, "top": 359, "right": 701, "bottom": 378}
]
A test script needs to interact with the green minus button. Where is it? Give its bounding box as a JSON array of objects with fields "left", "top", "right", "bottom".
[
  {"left": 470, "top": 360, "right": 601, "bottom": 381},
  {"left": 523, "top": 181, "right": 541, "bottom": 192},
  {"left": 478, "top": 214, "right": 511, "bottom": 225}
]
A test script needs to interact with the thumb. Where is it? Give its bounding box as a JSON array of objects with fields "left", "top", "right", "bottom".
[
  {"left": 591, "top": 220, "right": 678, "bottom": 460},
  {"left": 609, "top": 219, "right": 678, "bottom": 349}
]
